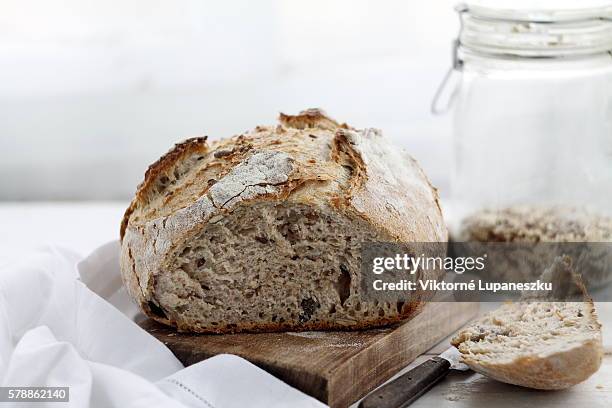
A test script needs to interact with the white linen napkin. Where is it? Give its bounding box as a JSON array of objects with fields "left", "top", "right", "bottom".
[{"left": 0, "top": 244, "right": 326, "bottom": 408}]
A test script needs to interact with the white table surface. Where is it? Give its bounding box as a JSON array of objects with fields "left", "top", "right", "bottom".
[{"left": 1, "top": 202, "right": 610, "bottom": 407}]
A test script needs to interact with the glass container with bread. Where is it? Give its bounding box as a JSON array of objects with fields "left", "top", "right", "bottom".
[{"left": 435, "top": 1, "right": 612, "bottom": 288}]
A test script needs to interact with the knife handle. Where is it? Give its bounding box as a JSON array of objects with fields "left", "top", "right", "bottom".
[{"left": 358, "top": 357, "right": 451, "bottom": 408}]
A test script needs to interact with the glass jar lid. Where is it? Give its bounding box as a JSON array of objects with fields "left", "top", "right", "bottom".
[{"left": 457, "top": 0, "right": 612, "bottom": 58}]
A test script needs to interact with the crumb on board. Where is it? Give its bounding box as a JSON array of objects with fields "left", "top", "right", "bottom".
[{"left": 445, "top": 393, "right": 461, "bottom": 402}]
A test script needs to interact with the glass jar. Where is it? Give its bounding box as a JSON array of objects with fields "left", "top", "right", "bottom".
[{"left": 437, "top": 2, "right": 612, "bottom": 233}]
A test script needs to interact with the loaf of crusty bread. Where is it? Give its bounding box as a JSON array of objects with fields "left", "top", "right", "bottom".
[
  {"left": 452, "top": 257, "right": 603, "bottom": 390},
  {"left": 120, "top": 109, "right": 447, "bottom": 333}
]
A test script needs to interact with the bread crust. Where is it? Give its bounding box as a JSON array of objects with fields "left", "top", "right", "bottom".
[
  {"left": 120, "top": 109, "right": 447, "bottom": 333},
  {"left": 120, "top": 136, "right": 209, "bottom": 239}
]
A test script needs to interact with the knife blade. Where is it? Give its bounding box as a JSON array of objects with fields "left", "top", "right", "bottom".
[{"left": 358, "top": 347, "right": 469, "bottom": 408}]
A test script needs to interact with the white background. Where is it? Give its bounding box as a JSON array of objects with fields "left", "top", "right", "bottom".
[{"left": 0, "top": 0, "right": 458, "bottom": 200}]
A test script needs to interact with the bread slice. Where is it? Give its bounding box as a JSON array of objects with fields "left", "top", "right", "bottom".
[
  {"left": 451, "top": 257, "right": 603, "bottom": 389},
  {"left": 120, "top": 109, "right": 447, "bottom": 333}
]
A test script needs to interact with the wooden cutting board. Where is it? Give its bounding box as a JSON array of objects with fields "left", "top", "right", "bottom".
[{"left": 141, "top": 301, "right": 478, "bottom": 408}]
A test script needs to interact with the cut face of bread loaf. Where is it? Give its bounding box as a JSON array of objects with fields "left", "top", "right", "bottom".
[
  {"left": 452, "top": 257, "right": 603, "bottom": 390},
  {"left": 120, "top": 109, "right": 447, "bottom": 333}
]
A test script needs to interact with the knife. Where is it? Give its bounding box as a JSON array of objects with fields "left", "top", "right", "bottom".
[{"left": 358, "top": 347, "right": 468, "bottom": 408}]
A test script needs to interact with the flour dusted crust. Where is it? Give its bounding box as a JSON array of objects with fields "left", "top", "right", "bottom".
[{"left": 120, "top": 109, "right": 447, "bottom": 333}]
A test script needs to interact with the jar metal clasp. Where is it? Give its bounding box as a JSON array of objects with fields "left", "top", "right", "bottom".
[
  {"left": 430, "top": 38, "right": 463, "bottom": 115},
  {"left": 431, "top": 3, "right": 467, "bottom": 116}
]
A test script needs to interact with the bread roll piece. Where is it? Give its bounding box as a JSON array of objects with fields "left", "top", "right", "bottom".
[
  {"left": 120, "top": 109, "right": 447, "bottom": 333},
  {"left": 451, "top": 257, "right": 603, "bottom": 390}
]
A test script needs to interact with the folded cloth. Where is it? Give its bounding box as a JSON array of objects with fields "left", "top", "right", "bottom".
[{"left": 0, "top": 244, "right": 326, "bottom": 408}]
